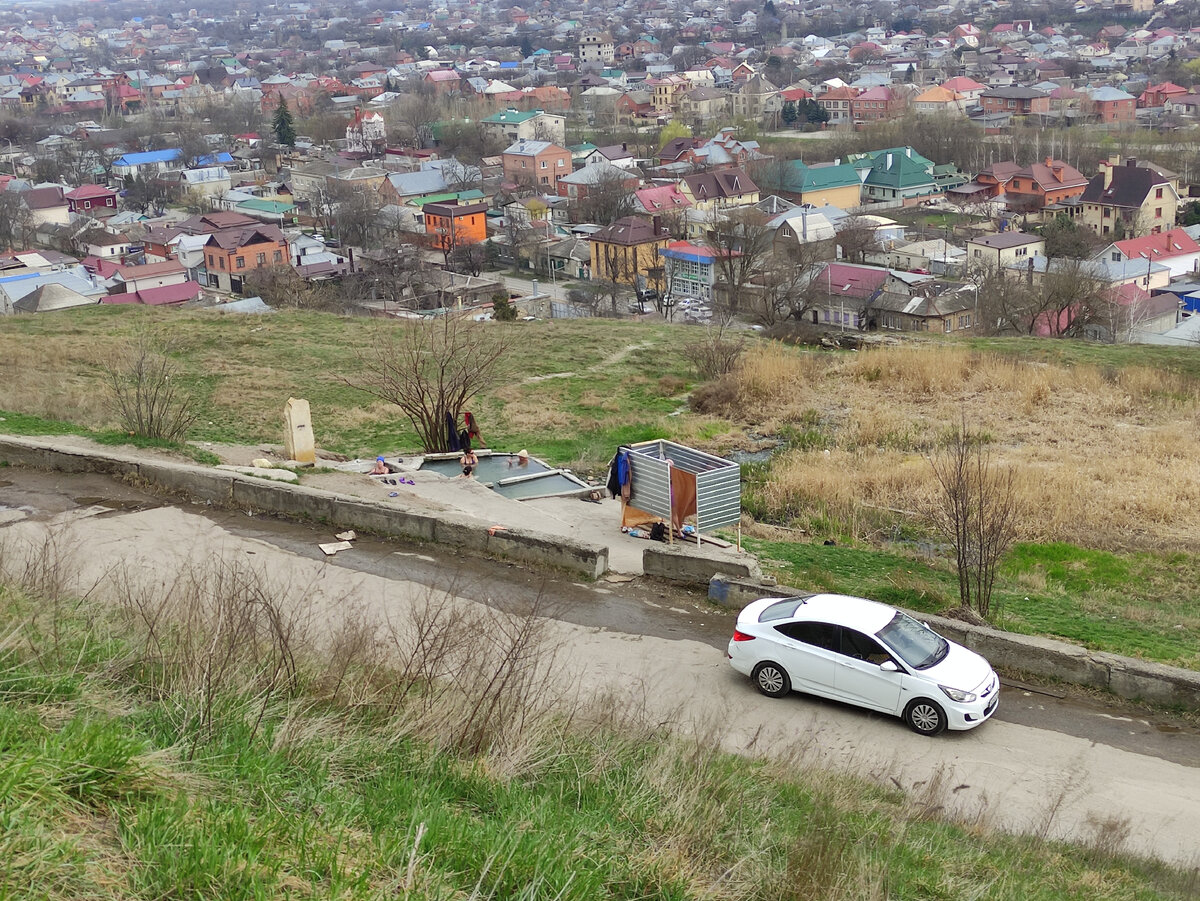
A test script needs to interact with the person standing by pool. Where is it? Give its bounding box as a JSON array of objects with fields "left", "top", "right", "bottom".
[{"left": 460, "top": 443, "right": 479, "bottom": 477}]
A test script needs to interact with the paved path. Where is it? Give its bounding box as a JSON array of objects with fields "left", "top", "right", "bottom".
[{"left": 4, "top": 468, "right": 1200, "bottom": 866}]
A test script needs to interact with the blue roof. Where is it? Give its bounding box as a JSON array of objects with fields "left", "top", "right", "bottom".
[
  {"left": 114, "top": 149, "right": 181, "bottom": 166},
  {"left": 499, "top": 61, "right": 519, "bottom": 69},
  {"left": 197, "top": 152, "right": 234, "bottom": 165}
]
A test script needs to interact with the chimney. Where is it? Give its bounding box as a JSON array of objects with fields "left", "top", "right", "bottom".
[
  {"left": 348, "top": 246, "right": 355, "bottom": 273},
  {"left": 1044, "top": 156, "right": 1052, "bottom": 168},
  {"left": 1126, "top": 157, "right": 1137, "bottom": 168},
  {"left": 1103, "top": 161, "right": 1113, "bottom": 191},
  {"left": 886, "top": 152, "right": 893, "bottom": 167},
  {"left": 652, "top": 214, "right": 663, "bottom": 235}
]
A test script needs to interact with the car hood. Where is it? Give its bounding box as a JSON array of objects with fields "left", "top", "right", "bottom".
[{"left": 919, "top": 641, "right": 994, "bottom": 692}]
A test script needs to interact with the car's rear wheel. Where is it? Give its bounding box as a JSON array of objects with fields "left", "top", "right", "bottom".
[
  {"left": 904, "top": 698, "right": 947, "bottom": 736},
  {"left": 751, "top": 661, "right": 791, "bottom": 698}
]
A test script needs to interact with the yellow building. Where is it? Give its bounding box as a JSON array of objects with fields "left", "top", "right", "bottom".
[{"left": 589, "top": 216, "right": 670, "bottom": 284}]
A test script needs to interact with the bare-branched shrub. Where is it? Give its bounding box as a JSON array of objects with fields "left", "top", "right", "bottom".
[
  {"left": 927, "top": 418, "right": 1019, "bottom": 619},
  {"left": 381, "top": 587, "right": 565, "bottom": 757},
  {"left": 682, "top": 320, "right": 747, "bottom": 381},
  {"left": 345, "top": 317, "right": 510, "bottom": 452},
  {"left": 101, "top": 330, "right": 197, "bottom": 442}
]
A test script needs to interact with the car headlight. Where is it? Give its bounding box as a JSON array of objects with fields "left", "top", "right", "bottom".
[{"left": 940, "top": 685, "right": 977, "bottom": 703}]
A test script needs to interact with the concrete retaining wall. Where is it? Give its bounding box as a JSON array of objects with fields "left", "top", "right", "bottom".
[
  {"left": 644, "top": 543, "right": 761, "bottom": 585},
  {"left": 0, "top": 436, "right": 608, "bottom": 579},
  {"left": 708, "top": 576, "right": 1200, "bottom": 712}
]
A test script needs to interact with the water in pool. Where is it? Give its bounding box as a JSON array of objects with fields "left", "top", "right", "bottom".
[{"left": 420, "top": 453, "right": 551, "bottom": 483}]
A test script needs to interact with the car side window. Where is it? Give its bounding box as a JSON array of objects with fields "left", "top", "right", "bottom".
[
  {"left": 839, "top": 628, "right": 893, "bottom": 665},
  {"left": 775, "top": 621, "right": 838, "bottom": 651}
]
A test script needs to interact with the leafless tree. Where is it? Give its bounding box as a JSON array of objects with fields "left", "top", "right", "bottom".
[
  {"left": 345, "top": 316, "right": 511, "bottom": 452},
  {"left": 244, "top": 266, "right": 344, "bottom": 312},
  {"left": 706, "top": 207, "right": 775, "bottom": 315},
  {"left": 390, "top": 88, "right": 442, "bottom": 149},
  {"left": 0, "top": 192, "right": 37, "bottom": 250},
  {"left": 834, "top": 214, "right": 879, "bottom": 264},
  {"left": 751, "top": 242, "right": 829, "bottom": 325},
  {"left": 569, "top": 165, "right": 637, "bottom": 227},
  {"left": 927, "top": 417, "right": 1018, "bottom": 619}
]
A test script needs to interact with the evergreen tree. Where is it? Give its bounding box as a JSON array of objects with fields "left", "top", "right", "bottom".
[
  {"left": 272, "top": 96, "right": 297, "bottom": 147},
  {"left": 519, "top": 35, "right": 534, "bottom": 59},
  {"left": 905, "top": 63, "right": 916, "bottom": 83},
  {"left": 781, "top": 100, "right": 798, "bottom": 127}
]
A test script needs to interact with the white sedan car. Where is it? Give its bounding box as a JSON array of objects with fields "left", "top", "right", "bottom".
[{"left": 727, "top": 594, "right": 999, "bottom": 735}]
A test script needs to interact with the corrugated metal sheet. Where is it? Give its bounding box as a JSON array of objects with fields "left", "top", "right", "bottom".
[{"left": 626, "top": 439, "right": 741, "bottom": 532}]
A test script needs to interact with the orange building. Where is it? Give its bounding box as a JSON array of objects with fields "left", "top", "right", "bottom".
[
  {"left": 202, "top": 224, "right": 289, "bottom": 294},
  {"left": 423, "top": 199, "right": 489, "bottom": 252}
]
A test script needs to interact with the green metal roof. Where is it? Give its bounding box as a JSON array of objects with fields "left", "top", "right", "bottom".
[
  {"left": 863, "top": 151, "right": 937, "bottom": 190},
  {"left": 237, "top": 198, "right": 296, "bottom": 214},
  {"left": 781, "top": 160, "right": 861, "bottom": 193},
  {"left": 404, "top": 188, "right": 485, "bottom": 207},
  {"left": 482, "top": 109, "right": 539, "bottom": 124}
]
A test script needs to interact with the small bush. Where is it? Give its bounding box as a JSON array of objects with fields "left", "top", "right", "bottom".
[
  {"left": 101, "top": 331, "right": 196, "bottom": 443},
  {"left": 681, "top": 322, "right": 747, "bottom": 380},
  {"left": 655, "top": 375, "right": 687, "bottom": 396}
]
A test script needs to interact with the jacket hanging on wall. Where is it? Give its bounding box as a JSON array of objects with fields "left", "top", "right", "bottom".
[{"left": 606, "top": 447, "right": 632, "bottom": 500}]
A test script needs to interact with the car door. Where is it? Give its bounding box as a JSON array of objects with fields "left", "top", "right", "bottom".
[
  {"left": 833, "top": 627, "right": 904, "bottom": 714},
  {"left": 771, "top": 622, "right": 839, "bottom": 698}
]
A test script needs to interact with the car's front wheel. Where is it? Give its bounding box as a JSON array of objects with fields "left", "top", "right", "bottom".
[
  {"left": 751, "top": 661, "right": 791, "bottom": 698},
  {"left": 904, "top": 698, "right": 947, "bottom": 736}
]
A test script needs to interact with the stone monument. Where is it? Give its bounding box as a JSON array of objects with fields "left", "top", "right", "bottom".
[{"left": 284, "top": 397, "right": 316, "bottom": 465}]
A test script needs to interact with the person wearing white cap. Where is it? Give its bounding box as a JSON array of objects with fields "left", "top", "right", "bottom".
[{"left": 510, "top": 449, "right": 529, "bottom": 468}]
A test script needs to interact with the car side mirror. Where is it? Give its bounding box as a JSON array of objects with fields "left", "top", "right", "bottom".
[{"left": 879, "top": 660, "right": 899, "bottom": 672}]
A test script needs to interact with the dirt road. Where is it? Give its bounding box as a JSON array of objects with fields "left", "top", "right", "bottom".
[{"left": 2, "top": 469, "right": 1199, "bottom": 866}]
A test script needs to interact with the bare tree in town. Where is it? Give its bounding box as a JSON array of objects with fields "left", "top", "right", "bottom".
[
  {"left": 569, "top": 165, "right": 636, "bottom": 226},
  {"left": 834, "top": 214, "right": 880, "bottom": 264},
  {"left": 390, "top": 87, "right": 442, "bottom": 149},
  {"left": 706, "top": 207, "right": 774, "bottom": 315},
  {"left": 927, "top": 417, "right": 1019, "bottom": 619},
  {"left": 346, "top": 316, "right": 510, "bottom": 452},
  {"left": 751, "top": 242, "right": 829, "bottom": 325}
]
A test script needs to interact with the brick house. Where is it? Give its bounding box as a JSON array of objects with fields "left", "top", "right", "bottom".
[
  {"left": 501, "top": 139, "right": 572, "bottom": 190},
  {"left": 979, "top": 85, "right": 1050, "bottom": 116},
  {"left": 202, "top": 224, "right": 289, "bottom": 294},
  {"left": 850, "top": 85, "right": 908, "bottom": 126},
  {"left": 1088, "top": 86, "right": 1136, "bottom": 124},
  {"left": 1003, "top": 157, "right": 1089, "bottom": 214},
  {"left": 817, "top": 85, "right": 858, "bottom": 126}
]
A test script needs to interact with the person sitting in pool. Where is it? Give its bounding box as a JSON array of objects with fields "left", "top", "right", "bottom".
[
  {"left": 460, "top": 443, "right": 479, "bottom": 477},
  {"left": 508, "top": 449, "right": 529, "bottom": 468},
  {"left": 370, "top": 456, "right": 389, "bottom": 475}
]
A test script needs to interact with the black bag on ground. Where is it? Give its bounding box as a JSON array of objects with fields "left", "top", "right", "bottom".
[{"left": 649, "top": 522, "right": 668, "bottom": 542}]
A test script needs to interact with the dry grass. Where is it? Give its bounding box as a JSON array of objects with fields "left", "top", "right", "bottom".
[{"left": 724, "top": 342, "right": 1200, "bottom": 549}]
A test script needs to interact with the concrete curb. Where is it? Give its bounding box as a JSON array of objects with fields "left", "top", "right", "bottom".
[
  {"left": 707, "top": 575, "right": 1200, "bottom": 712},
  {"left": 0, "top": 436, "right": 609, "bottom": 580}
]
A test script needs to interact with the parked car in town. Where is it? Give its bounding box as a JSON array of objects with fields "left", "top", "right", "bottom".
[{"left": 727, "top": 594, "right": 999, "bottom": 735}]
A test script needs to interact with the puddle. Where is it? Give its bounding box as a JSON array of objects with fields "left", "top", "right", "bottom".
[
  {"left": 72, "top": 496, "right": 154, "bottom": 511},
  {"left": 0, "top": 479, "right": 12, "bottom": 488},
  {"left": 1156, "top": 723, "right": 1183, "bottom": 734}
]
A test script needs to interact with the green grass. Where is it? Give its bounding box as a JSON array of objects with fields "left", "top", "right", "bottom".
[
  {"left": 0, "top": 584, "right": 1194, "bottom": 901},
  {"left": 746, "top": 537, "right": 1200, "bottom": 669},
  {"left": 0, "top": 308, "right": 706, "bottom": 469},
  {"left": 0, "top": 409, "right": 86, "bottom": 437}
]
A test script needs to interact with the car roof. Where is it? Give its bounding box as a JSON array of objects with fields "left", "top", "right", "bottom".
[{"left": 749, "top": 593, "right": 898, "bottom": 634}]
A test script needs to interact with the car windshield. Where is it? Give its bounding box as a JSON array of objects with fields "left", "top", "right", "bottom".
[{"left": 876, "top": 611, "right": 948, "bottom": 670}]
